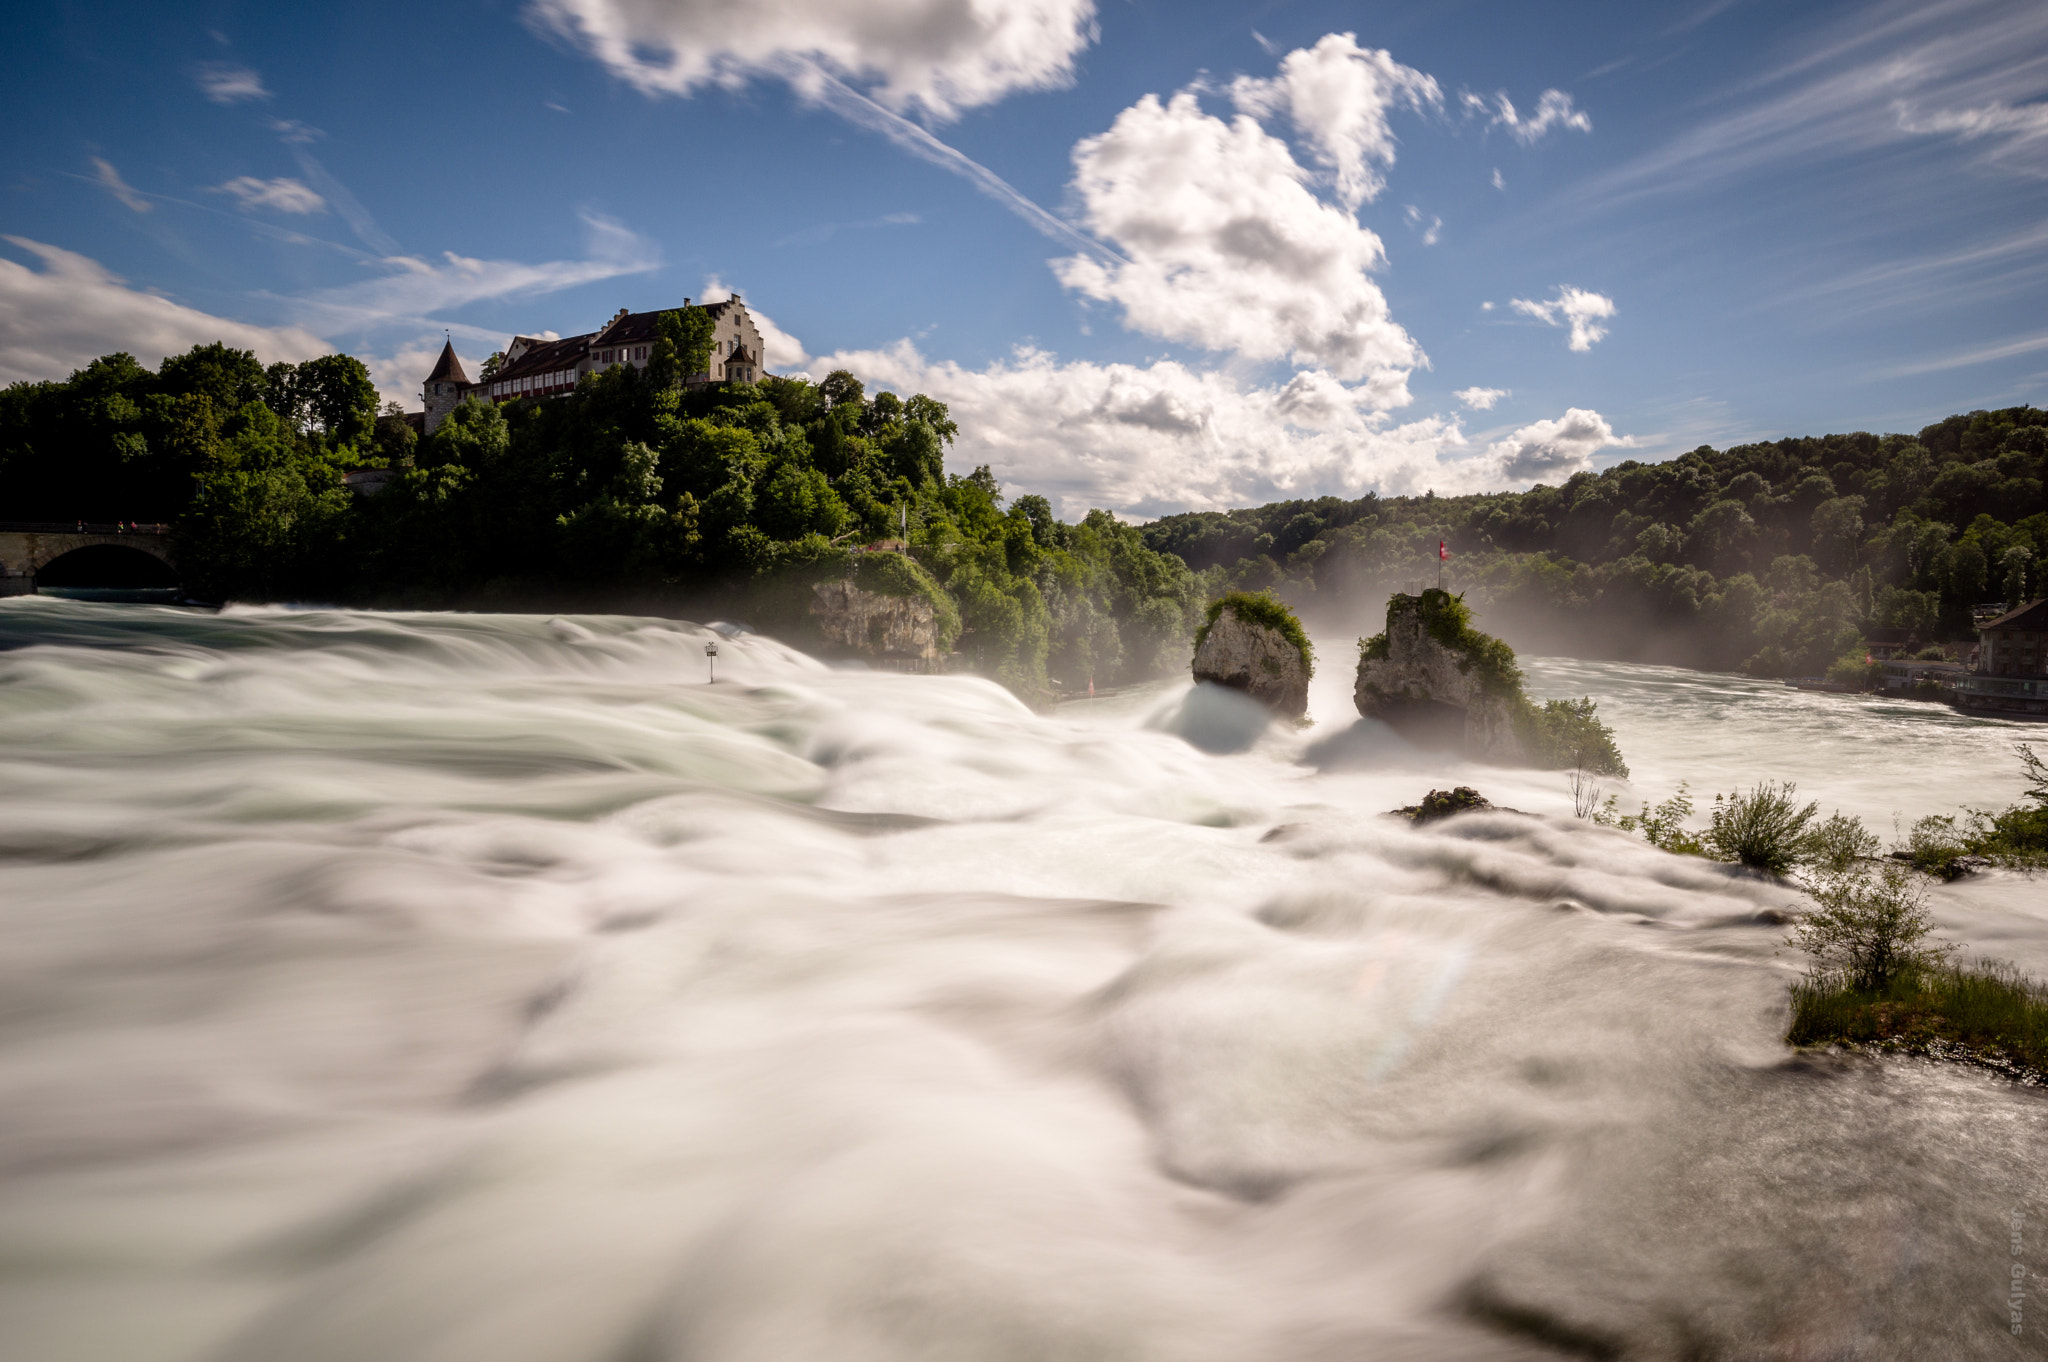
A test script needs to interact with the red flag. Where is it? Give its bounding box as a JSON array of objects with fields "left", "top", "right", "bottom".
[{"left": 1438, "top": 539, "right": 1449, "bottom": 561}]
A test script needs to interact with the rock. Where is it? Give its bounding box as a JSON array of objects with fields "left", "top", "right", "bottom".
[
  {"left": 1354, "top": 591, "right": 1528, "bottom": 762},
  {"left": 1191, "top": 599, "right": 1311, "bottom": 719},
  {"left": 1390, "top": 786, "right": 1494, "bottom": 823},
  {"left": 809, "top": 578, "right": 940, "bottom": 671}
]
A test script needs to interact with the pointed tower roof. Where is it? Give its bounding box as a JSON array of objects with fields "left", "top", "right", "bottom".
[{"left": 425, "top": 340, "right": 470, "bottom": 385}]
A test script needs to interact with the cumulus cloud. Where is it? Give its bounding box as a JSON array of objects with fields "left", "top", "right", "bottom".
[
  {"left": 1510, "top": 286, "right": 1617, "bottom": 351},
  {"left": 0, "top": 237, "right": 327, "bottom": 386},
  {"left": 194, "top": 62, "right": 269, "bottom": 104},
  {"left": 89, "top": 158, "right": 150, "bottom": 214},
  {"left": 1488, "top": 89, "right": 1592, "bottom": 143},
  {"left": 213, "top": 176, "right": 326, "bottom": 214},
  {"left": 1454, "top": 386, "right": 1508, "bottom": 410},
  {"left": 1228, "top": 32, "right": 1440, "bottom": 210},
  {"left": 1051, "top": 90, "right": 1420, "bottom": 387},
  {"left": 1476, "top": 407, "right": 1633, "bottom": 484},
  {"left": 527, "top": 0, "right": 1097, "bottom": 120},
  {"left": 804, "top": 337, "right": 1626, "bottom": 515}
]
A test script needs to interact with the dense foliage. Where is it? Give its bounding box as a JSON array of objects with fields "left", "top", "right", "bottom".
[
  {"left": 0, "top": 331, "right": 1202, "bottom": 701},
  {"left": 1145, "top": 406, "right": 2048, "bottom": 676}
]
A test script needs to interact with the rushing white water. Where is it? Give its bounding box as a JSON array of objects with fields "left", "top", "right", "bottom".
[{"left": 0, "top": 598, "right": 2041, "bottom": 1361}]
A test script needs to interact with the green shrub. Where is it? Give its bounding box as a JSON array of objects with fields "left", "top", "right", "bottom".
[
  {"left": 1905, "top": 812, "right": 1972, "bottom": 878},
  {"left": 1704, "top": 780, "right": 1819, "bottom": 876},
  {"left": 1195, "top": 591, "right": 1313, "bottom": 677},
  {"left": 1595, "top": 784, "right": 1705, "bottom": 855},
  {"left": 1803, "top": 812, "right": 1880, "bottom": 876},
  {"left": 1787, "top": 860, "right": 1954, "bottom": 989}
]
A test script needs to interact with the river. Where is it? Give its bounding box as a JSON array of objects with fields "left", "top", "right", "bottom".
[{"left": 0, "top": 598, "right": 2040, "bottom": 1360}]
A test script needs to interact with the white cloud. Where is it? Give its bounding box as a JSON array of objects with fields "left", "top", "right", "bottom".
[
  {"left": 1489, "top": 89, "right": 1592, "bottom": 144},
  {"left": 1510, "top": 286, "right": 1617, "bottom": 351},
  {"left": 1454, "top": 386, "right": 1508, "bottom": 410},
  {"left": 527, "top": 0, "right": 1098, "bottom": 120},
  {"left": 809, "top": 339, "right": 1624, "bottom": 514},
  {"left": 1491, "top": 166, "right": 1505, "bottom": 189},
  {"left": 213, "top": 176, "right": 327, "bottom": 214},
  {"left": 1480, "top": 300, "right": 1495, "bottom": 311},
  {"left": 1897, "top": 97, "right": 2048, "bottom": 146},
  {"left": 288, "top": 212, "right": 661, "bottom": 334},
  {"left": 89, "top": 158, "right": 150, "bottom": 214},
  {"left": 1584, "top": 0, "right": 2048, "bottom": 200},
  {"left": 1476, "top": 408, "right": 1633, "bottom": 484},
  {"left": 194, "top": 62, "right": 269, "bottom": 104},
  {"left": 1051, "top": 91, "right": 1421, "bottom": 386},
  {"left": 0, "top": 237, "right": 327, "bottom": 386},
  {"left": 1228, "top": 32, "right": 1440, "bottom": 210}
]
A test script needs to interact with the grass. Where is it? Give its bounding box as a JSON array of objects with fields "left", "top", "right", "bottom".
[
  {"left": 1195, "top": 590, "right": 1314, "bottom": 677},
  {"left": 1788, "top": 961, "right": 2048, "bottom": 1083}
]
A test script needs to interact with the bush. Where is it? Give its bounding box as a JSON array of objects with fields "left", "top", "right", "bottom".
[
  {"left": 1803, "top": 812, "right": 1880, "bottom": 876},
  {"left": 1704, "top": 780, "right": 1819, "bottom": 876},
  {"left": 1595, "top": 783, "right": 1705, "bottom": 855},
  {"left": 1905, "top": 812, "right": 1973, "bottom": 878},
  {"left": 1195, "top": 590, "right": 1313, "bottom": 677},
  {"left": 1787, "top": 861, "right": 1954, "bottom": 990}
]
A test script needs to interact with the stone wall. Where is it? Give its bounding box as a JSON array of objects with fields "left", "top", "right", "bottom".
[{"left": 809, "top": 578, "right": 941, "bottom": 670}]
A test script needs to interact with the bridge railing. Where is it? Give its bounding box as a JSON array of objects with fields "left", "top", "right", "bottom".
[{"left": 0, "top": 522, "right": 172, "bottom": 535}]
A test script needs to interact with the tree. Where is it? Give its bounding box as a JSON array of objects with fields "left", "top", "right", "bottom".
[
  {"left": 1788, "top": 861, "right": 1954, "bottom": 990},
  {"left": 294, "top": 354, "right": 379, "bottom": 451},
  {"left": 819, "top": 370, "right": 866, "bottom": 412}
]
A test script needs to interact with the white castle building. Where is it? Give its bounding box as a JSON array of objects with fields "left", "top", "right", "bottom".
[{"left": 421, "top": 296, "right": 767, "bottom": 434}]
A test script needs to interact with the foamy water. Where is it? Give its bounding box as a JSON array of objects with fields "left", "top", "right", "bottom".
[{"left": 0, "top": 599, "right": 2040, "bottom": 1360}]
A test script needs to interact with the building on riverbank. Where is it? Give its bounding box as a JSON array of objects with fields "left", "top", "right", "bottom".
[
  {"left": 421, "top": 298, "right": 767, "bottom": 434},
  {"left": 1956, "top": 599, "right": 2048, "bottom": 717}
]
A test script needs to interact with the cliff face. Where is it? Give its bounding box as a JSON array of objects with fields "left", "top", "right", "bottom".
[
  {"left": 809, "top": 579, "right": 940, "bottom": 669},
  {"left": 1354, "top": 592, "right": 1527, "bottom": 762},
  {"left": 1192, "top": 609, "right": 1310, "bottom": 718}
]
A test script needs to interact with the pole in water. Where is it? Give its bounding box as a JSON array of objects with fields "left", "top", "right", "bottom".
[{"left": 705, "top": 638, "right": 719, "bottom": 683}]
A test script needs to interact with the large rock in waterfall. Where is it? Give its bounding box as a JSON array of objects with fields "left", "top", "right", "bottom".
[
  {"left": 808, "top": 555, "right": 955, "bottom": 671},
  {"left": 1190, "top": 592, "right": 1312, "bottom": 719},
  {"left": 1353, "top": 590, "right": 1529, "bottom": 762}
]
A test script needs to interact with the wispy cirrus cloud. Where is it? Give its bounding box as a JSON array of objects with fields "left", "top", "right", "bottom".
[
  {"left": 89, "top": 158, "right": 151, "bottom": 214},
  {"left": 286, "top": 211, "right": 661, "bottom": 336},
  {"left": 193, "top": 62, "right": 269, "bottom": 104},
  {"left": 213, "top": 176, "right": 326, "bottom": 214},
  {"left": 1582, "top": 0, "right": 2048, "bottom": 204}
]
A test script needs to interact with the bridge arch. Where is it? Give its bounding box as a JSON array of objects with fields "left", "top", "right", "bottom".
[{"left": 0, "top": 527, "right": 179, "bottom": 595}]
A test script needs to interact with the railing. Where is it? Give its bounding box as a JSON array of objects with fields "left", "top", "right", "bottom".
[
  {"left": 1957, "top": 674, "right": 2047, "bottom": 698},
  {"left": 0, "top": 522, "right": 172, "bottom": 535}
]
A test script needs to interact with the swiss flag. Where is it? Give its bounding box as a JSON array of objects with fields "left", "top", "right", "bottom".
[{"left": 1438, "top": 539, "right": 1449, "bottom": 561}]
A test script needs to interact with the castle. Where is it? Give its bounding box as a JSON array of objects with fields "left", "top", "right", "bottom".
[{"left": 421, "top": 296, "right": 767, "bottom": 433}]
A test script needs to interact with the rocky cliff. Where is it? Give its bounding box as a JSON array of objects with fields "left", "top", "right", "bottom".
[
  {"left": 810, "top": 578, "right": 941, "bottom": 670},
  {"left": 1354, "top": 590, "right": 1528, "bottom": 762},
  {"left": 1191, "top": 594, "right": 1312, "bottom": 718}
]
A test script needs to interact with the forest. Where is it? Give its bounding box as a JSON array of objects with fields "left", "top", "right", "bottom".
[
  {"left": 6, "top": 311, "right": 2045, "bottom": 692},
  {"left": 1143, "top": 407, "right": 2048, "bottom": 676},
  {"left": 0, "top": 317, "right": 1201, "bottom": 700}
]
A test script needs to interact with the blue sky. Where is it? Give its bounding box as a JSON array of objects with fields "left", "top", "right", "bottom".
[{"left": 4, "top": 0, "right": 2047, "bottom": 516}]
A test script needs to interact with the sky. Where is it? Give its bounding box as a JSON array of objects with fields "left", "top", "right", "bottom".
[{"left": 4, "top": 0, "right": 2048, "bottom": 518}]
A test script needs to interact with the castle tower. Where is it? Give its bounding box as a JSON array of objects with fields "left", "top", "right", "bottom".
[{"left": 421, "top": 340, "right": 471, "bottom": 435}]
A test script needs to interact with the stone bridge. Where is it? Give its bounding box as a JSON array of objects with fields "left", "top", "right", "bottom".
[{"left": 0, "top": 522, "right": 178, "bottom": 596}]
